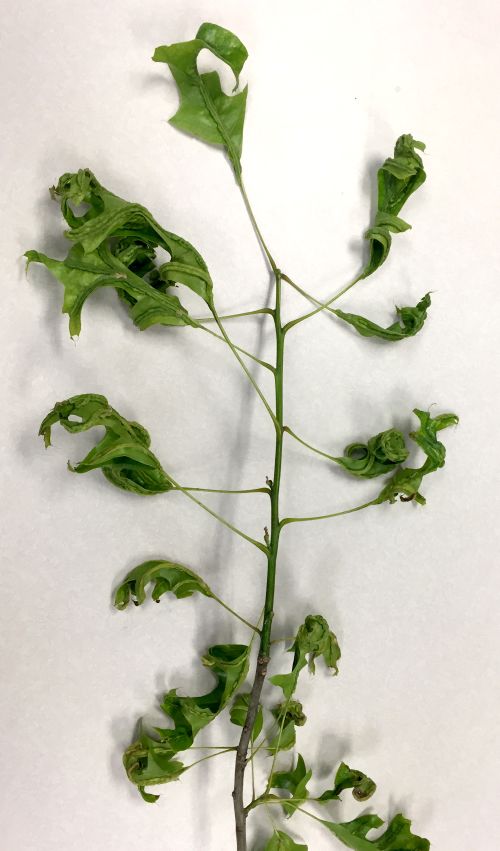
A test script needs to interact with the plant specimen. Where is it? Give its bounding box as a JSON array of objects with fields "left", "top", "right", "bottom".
[{"left": 27, "top": 21, "right": 458, "bottom": 851}]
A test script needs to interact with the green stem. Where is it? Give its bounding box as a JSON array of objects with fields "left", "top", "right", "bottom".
[
  {"left": 211, "top": 305, "right": 279, "bottom": 428},
  {"left": 280, "top": 499, "right": 377, "bottom": 527},
  {"left": 232, "top": 222, "right": 285, "bottom": 851},
  {"left": 284, "top": 425, "right": 338, "bottom": 464},
  {"left": 168, "top": 475, "right": 268, "bottom": 553},
  {"left": 283, "top": 273, "right": 362, "bottom": 332},
  {"left": 199, "top": 323, "right": 274, "bottom": 372}
]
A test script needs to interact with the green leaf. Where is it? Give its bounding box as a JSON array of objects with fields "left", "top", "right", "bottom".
[
  {"left": 153, "top": 22, "right": 248, "bottom": 175},
  {"left": 376, "top": 408, "right": 459, "bottom": 505},
  {"left": 264, "top": 830, "right": 308, "bottom": 851},
  {"left": 362, "top": 135, "right": 426, "bottom": 278},
  {"left": 125, "top": 643, "right": 249, "bottom": 800},
  {"left": 230, "top": 692, "right": 263, "bottom": 741},
  {"left": 39, "top": 393, "right": 173, "bottom": 495},
  {"left": 114, "top": 559, "right": 213, "bottom": 609},
  {"left": 268, "top": 699, "right": 306, "bottom": 754},
  {"left": 270, "top": 753, "right": 312, "bottom": 816},
  {"left": 26, "top": 168, "right": 213, "bottom": 336},
  {"left": 268, "top": 720, "right": 297, "bottom": 754},
  {"left": 318, "top": 762, "right": 376, "bottom": 803},
  {"left": 334, "top": 428, "right": 409, "bottom": 479},
  {"left": 124, "top": 733, "right": 186, "bottom": 801},
  {"left": 333, "top": 293, "right": 431, "bottom": 342},
  {"left": 270, "top": 615, "right": 340, "bottom": 700},
  {"left": 320, "top": 813, "right": 429, "bottom": 851}
]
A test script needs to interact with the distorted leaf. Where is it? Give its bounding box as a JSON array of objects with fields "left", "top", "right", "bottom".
[
  {"left": 26, "top": 168, "right": 213, "bottom": 336},
  {"left": 114, "top": 559, "right": 213, "bottom": 609},
  {"left": 376, "top": 408, "right": 458, "bottom": 505},
  {"left": 334, "top": 428, "right": 409, "bottom": 479},
  {"left": 153, "top": 22, "right": 248, "bottom": 175},
  {"left": 268, "top": 719, "right": 298, "bottom": 755},
  {"left": 264, "top": 830, "right": 308, "bottom": 851},
  {"left": 333, "top": 293, "right": 431, "bottom": 342},
  {"left": 230, "top": 692, "right": 263, "bottom": 741},
  {"left": 270, "top": 615, "right": 340, "bottom": 700},
  {"left": 39, "top": 393, "right": 173, "bottom": 495},
  {"left": 270, "top": 753, "right": 312, "bottom": 817},
  {"left": 318, "top": 762, "right": 376, "bottom": 803},
  {"left": 362, "top": 135, "right": 426, "bottom": 278},
  {"left": 320, "top": 812, "right": 430, "bottom": 850},
  {"left": 125, "top": 643, "right": 249, "bottom": 800}
]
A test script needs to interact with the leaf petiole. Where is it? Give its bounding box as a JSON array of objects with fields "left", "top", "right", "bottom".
[
  {"left": 284, "top": 426, "right": 338, "bottom": 463},
  {"left": 198, "top": 323, "right": 275, "bottom": 371},
  {"left": 283, "top": 274, "right": 363, "bottom": 332},
  {"left": 169, "top": 475, "right": 269, "bottom": 553},
  {"left": 280, "top": 500, "right": 377, "bottom": 527}
]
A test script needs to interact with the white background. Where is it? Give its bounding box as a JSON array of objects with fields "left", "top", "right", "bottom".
[{"left": 1, "top": 2, "right": 499, "bottom": 849}]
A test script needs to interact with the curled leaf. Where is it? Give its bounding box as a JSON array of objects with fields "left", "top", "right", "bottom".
[
  {"left": 362, "top": 135, "right": 426, "bottom": 278},
  {"left": 320, "top": 812, "right": 429, "bottom": 851},
  {"left": 264, "top": 831, "right": 308, "bottom": 851},
  {"left": 334, "top": 428, "right": 409, "bottom": 479},
  {"left": 376, "top": 408, "right": 458, "bottom": 505},
  {"left": 153, "top": 22, "right": 248, "bottom": 175},
  {"left": 270, "top": 753, "right": 312, "bottom": 817},
  {"left": 333, "top": 293, "right": 431, "bottom": 342},
  {"left": 125, "top": 643, "right": 249, "bottom": 800},
  {"left": 39, "top": 393, "right": 173, "bottom": 495},
  {"left": 114, "top": 560, "right": 213, "bottom": 609},
  {"left": 270, "top": 615, "right": 340, "bottom": 700},
  {"left": 230, "top": 692, "right": 263, "bottom": 741},
  {"left": 318, "top": 762, "right": 376, "bottom": 803},
  {"left": 26, "top": 168, "right": 212, "bottom": 336}
]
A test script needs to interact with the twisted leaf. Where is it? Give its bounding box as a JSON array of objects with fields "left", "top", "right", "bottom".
[
  {"left": 125, "top": 643, "right": 249, "bottom": 800},
  {"left": 26, "top": 168, "right": 212, "bottom": 335},
  {"left": 264, "top": 832, "right": 307, "bottom": 851},
  {"left": 153, "top": 22, "right": 248, "bottom": 175},
  {"left": 334, "top": 428, "right": 408, "bottom": 479},
  {"left": 114, "top": 559, "right": 213, "bottom": 609},
  {"left": 270, "top": 753, "right": 312, "bottom": 817},
  {"left": 333, "top": 293, "right": 431, "bottom": 342},
  {"left": 376, "top": 408, "right": 458, "bottom": 505},
  {"left": 320, "top": 813, "right": 429, "bottom": 851},
  {"left": 230, "top": 692, "right": 263, "bottom": 741},
  {"left": 39, "top": 393, "right": 173, "bottom": 495},
  {"left": 269, "top": 699, "right": 307, "bottom": 754},
  {"left": 318, "top": 762, "right": 376, "bottom": 803},
  {"left": 362, "top": 135, "right": 426, "bottom": 278},
  {"left": 270, "top": 615, "right": 340, "bottom": 700}
]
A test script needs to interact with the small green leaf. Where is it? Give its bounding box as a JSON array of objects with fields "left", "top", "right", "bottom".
[
  {"left": 114, "top": 560, "right": 213, "bottom": 609},
  {"left": 376, "top": 408, "right": 459, "bottom": 505},
  {"left": 362, "top": 135, "right": 426, "bottom": 278},
  {"left": 270, "top": 615, "right": 340, "bottom": 700},
  {"left": 39, "top": 393, "right": 173, "bottom": 495},
  {"left": 270, "top": 753, "right": 312, "bottom": 817},
  {"left": 334, "top": 428, "right": 408, "bottom": 479},
  {"left": 333, "top": 293, "right": 431, "bottom": 342},
  {"left": 264, "top": 830, "right": 308, "bottom": 851},
  {"left": 153, "top": 23, "right": 248, "bottom": 175},
  {"left": 230, "top": 692, "right": 263, "bottom": 741},
  {"left": 268, "top": 719, "right": 298, "bottom": 755},
  {"left": 320, "top": 812, "right": 429, "bottom": 851},
  {"left": 318, "top": 762, "right": 376, "bottom": 803}
]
